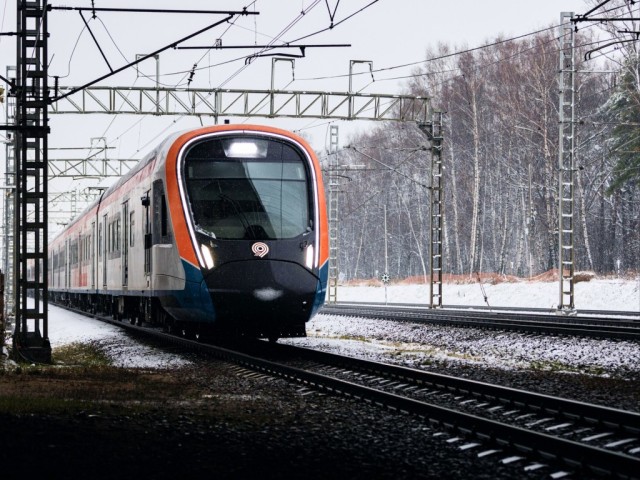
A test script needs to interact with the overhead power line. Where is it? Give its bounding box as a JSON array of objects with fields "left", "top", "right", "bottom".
[{"left": 50, "top": 13, "right": 243, "bottom": 103}]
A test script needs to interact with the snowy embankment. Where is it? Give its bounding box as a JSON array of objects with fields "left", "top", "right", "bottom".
[{"left": 45, "top": 306, "right": 191, "bottom": 369}]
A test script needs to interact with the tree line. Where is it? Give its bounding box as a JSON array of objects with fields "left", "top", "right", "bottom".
[{"left": 325, "top": 4, "right": 639, "bottom": 282}]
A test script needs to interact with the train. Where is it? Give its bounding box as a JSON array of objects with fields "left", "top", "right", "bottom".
[{"left": 49, "top": 124, "right": 329, "bottom": 341}]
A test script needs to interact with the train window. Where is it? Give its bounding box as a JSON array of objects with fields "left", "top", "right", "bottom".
[
  {"left": 184, "top": 137, "right": 311, "bottom": 240},
  {"left": 98, "top": 224, "right": 102, "bottom": 258},
  {"left": 161, "top": 195, "right": 168, "bottom": 238},
  {"left": 70, "top": 240, "right": 78, "bottom": 265},
  {"left": 115, "top": 217, "right": 121, "bottom": 252},
  {"left": 83, "top": 235, "right": 90, "bottom": 262},
  {"left": 152, "top": 180, "right": 171, "bottom": 244},
  {"left": 130, "top": 211, "right": 135, "bottom": 247}
]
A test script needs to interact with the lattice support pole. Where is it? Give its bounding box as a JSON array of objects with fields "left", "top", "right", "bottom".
[
  {"left": 4, "top": 67, "right": 16, "bottom": 322},
  {"left": 13, "top": 0, "right": 51, "bottom": 362},
  {"left": 327, "top": 125, "right": 339, "bottom": 304},
  {"left": 419, "top": 112, "right": 444, "bottom": 308},
  {"left": 557, "top": 12, "right": 577, "bottom": 315}
]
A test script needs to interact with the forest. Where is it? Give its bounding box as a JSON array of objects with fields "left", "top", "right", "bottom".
[{"left": 323, "top": 0, "right": 640, "bottom": 282}]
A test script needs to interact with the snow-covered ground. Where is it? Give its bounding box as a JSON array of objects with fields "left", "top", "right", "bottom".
[
  {"left": 11, "top": 278, "right": 638, "bottom": 376},
  {"left": 44, "top": 306, "right": 191, "bottom": 369},
  {"left": 334, "top": 278, "right": 640, "bottom": 312},
  {"left": 290, "top": 314, "right": 640, "bottom": 378}
]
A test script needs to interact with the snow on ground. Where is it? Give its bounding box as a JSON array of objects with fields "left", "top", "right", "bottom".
[
  {"left": 35, "top": 278, "right": 640, "bottom": 376},
  {"left": 46, "top": 305, "right": 191, "bottom": 369},
  {"left": 287, "top": 314, "right": 640, "bottom": 378},
  {"left": 335, "top": 278, "right": 640, "bottom": 312}
]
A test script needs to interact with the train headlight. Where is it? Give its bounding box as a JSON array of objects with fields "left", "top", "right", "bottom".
[
  {"left": 305, "top": 244, "right": 314, "bottom": 270},
  {"left": 200, "top": 244, "right": 215, "bottom": 270},
  {"left": 223, "top": 139, "right": 268, "bottom": 158}
]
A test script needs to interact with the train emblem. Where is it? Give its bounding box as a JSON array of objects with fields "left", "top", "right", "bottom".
[{"left": 252, "top": 242, "right": 269, "bottom": 258}]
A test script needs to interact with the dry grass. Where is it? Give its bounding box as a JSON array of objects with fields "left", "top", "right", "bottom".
[{"left": 0, "top": 341, "right": 199, "bottom": 414}]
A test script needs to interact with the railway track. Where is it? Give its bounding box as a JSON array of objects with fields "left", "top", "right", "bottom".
[
  {"left": 242, "top": 341, "right": 640, "bottom": 478},
  {"left": 321, "top": 303, "right": 640, "bottom": 340},
  {"left": 64, "top": 306, "right": 640, "bottom": 479}
]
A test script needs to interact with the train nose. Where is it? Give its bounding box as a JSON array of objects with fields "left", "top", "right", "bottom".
[{"left": 202, "top": 259, "right": 319, "bottom": 335}]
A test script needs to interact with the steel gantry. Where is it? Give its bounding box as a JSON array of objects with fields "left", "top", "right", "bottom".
[
  {"left": 49, "top": 86, "right": 431, "bottom": 122},
  {"left": 48, "top": 157, "right": 138, "bottom": 178},
  {"left": 1, "top": 73, "right": 430, "bottom": 361}
]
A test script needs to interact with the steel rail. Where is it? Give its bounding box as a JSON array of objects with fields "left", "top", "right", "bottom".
[
  {"left": 321, "top": 303, "right": 640, "bottom": 340},
  {"left": 325, "top": 302, "right": 640, "bottom": 325},
  {"left": 343, "top": 301, "right": 640, "bottom": 320}
]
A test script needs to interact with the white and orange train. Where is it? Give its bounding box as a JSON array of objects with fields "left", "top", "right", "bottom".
[{"left": 49, "top": 124, "right": 329, "bottom": 340}]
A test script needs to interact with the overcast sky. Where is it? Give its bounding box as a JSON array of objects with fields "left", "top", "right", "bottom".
[{"left": 0, "top": 0, "right": 592, "bottom": 226}]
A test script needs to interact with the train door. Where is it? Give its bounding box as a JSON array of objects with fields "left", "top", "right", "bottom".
[
  {"left": 122, "top": 201, "right": 129, "bottom": 288},
  {"left": 102, "top": 214, "right": 107, "bottom": 289},
  {"left": 91, "top": 221, "right": 96, "bottom": 289}
]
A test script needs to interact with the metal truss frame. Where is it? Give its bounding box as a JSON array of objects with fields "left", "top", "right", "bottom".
[
  {"left": 48, "top": 158, "right": 138, "bottom": 178},
  {"left": 49, "top": 86, "right": 431, "bottom": 123}
]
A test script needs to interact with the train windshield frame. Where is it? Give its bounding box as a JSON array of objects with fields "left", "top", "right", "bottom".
[{"left": 183, "top": 135, "right": 313, "bottom": 240}]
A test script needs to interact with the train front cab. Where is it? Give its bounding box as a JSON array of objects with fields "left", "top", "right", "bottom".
[{"left": 176, "top": 129, "right": 328, "bottom": 339}]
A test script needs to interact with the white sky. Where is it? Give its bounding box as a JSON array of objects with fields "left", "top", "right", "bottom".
[{"left": 0, "top": 0, "right": 590, "bottom": 229}]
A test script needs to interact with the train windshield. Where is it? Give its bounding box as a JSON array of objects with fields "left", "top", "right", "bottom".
[{"left": 184, "top": 136, "right": 311, "bottom": 240}]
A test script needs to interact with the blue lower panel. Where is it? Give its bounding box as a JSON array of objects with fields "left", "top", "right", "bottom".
[
  {"left": 158, "top": 260, "right": 216, "bottom": 324},
  {"left": 310, "top": 260, "right": 329, "bottom": 318}
]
